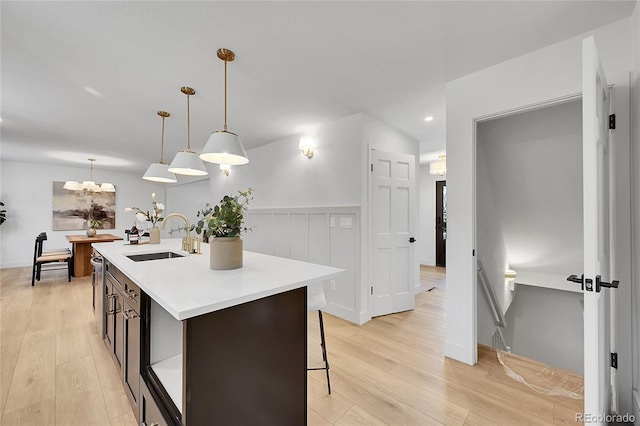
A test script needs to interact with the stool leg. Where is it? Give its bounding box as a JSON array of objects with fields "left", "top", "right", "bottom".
[
  {"left": 318, "top": 310, "right": 331, "bottom": 394},
  {"left": 31, "top": 263, "right": 37, "bottom": 286}
]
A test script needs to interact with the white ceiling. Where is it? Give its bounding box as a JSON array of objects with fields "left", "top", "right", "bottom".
[{"left": 1, "top": 1, "right": 635, "bottom": 175}]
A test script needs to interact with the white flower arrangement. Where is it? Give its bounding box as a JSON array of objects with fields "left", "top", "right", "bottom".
[{"left": 125, "top": 193, "right": 165, "bottom": 226}]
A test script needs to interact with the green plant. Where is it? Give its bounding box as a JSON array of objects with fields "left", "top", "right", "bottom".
[
  {"left": 89, "top": 219, "right": 102, "bottom": 229},
  {"left": 204, "top": 188, "right": 253, "bottom": 238},
  {"left": 191, "top": 203, "right": 214, "bottom": 236},
  {"left": 0, "top": 202, "right": 5, "bottom": 226}
]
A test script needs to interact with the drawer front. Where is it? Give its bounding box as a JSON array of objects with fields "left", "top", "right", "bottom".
[
  {"left": 124, "top": 280, "right": 141, "bottom": 314},
  {"left": 140, "top": 379, "right": 169, "bottom": 426},
  {"left": 106, "top": 262, "right": 141, "bottom": 312},
  {"left": 105, "top": 261, "right": 125, "bottom": 293}
]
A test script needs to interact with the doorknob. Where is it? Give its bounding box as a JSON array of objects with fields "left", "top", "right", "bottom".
[{"left": 409, "top": 237, "right": 416, "bottom": 243}]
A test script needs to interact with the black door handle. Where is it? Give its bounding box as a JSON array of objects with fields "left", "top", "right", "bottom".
[
  {"left": 596, "top": 275, "right": 619, "bottom": 292},
  {"left": 409, "top": 237, "right": 416, "bottom": 243}
]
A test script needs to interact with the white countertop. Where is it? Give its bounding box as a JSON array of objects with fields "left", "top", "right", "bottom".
[{"left": 93, "top": 238, "right": 344, "bottom": 321}]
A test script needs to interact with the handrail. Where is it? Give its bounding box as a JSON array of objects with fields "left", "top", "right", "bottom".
[{"left": 477, "top": 258, "right": 507, "bottom": 328}]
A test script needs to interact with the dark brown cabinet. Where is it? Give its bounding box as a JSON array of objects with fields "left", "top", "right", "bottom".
[
  {"left": 140, "top": 379, "right": 168, "bottom": 426},
  {"left": 104, "top": 261, "right": 141, "bottom": 423}
]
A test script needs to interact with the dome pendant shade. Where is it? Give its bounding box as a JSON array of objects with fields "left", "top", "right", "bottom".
[
  {"left": 200, "top": 131, "right": 248, "bottom": 165},
  {"left": 143, "top": 162, "right": 178, "bottom": 183},
  {"left": 168, "top": 150, "right": 209, "bottom": 176},
  {"left": 144, "top": 111, "right": 178, "bottom": 183},
  {"left": 200, "top": 48, "right": 249, "bottom": 166},
  {"left": 169, "top": 87, "right": 208, "bottom": 176}
]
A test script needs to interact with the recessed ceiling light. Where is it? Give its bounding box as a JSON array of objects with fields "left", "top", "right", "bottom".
[
  {"left": 83, "top": 86, "right": 103, "bottom": 97},
  {"left": 424, "top": 116, "right": 434, "bottom": 122}
]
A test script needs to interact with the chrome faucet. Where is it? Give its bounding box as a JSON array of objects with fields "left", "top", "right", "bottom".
[{"left": 162, "top": 213, "right": 198, "bottom": 253}]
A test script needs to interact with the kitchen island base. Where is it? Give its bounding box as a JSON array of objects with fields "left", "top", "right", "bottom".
[{"left": 143, "top": 286, "right": 308, "bottom": 425}]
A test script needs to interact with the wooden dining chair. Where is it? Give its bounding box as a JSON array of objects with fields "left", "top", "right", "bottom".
[{"left": 32, "top": 233, "right": 72, "bottom": 286}]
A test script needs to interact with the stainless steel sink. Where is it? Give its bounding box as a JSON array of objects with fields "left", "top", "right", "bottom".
[{"left": 126, "top": 251, "right": 185, "bottom": 262}]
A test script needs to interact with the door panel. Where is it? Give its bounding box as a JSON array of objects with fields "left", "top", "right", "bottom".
[
  {"left": 582, "top": 35, "right": 614, "bottom": 422},
  {"left": 370, "top": 149, "right": 416, "bottom": 317},
  {"left": 435, "top": 181, "right": 447, "bottom": 267}
]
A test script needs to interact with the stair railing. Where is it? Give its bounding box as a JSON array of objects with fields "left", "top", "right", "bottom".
[{"left": 478, "top": 258, "right": 511, "bottom": 352}]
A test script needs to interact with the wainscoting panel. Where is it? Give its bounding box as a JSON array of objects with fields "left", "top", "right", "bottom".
[{"left": 244, "top": 206, "right": 360, "bottom": 323}]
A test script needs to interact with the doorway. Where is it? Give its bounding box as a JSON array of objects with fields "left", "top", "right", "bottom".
[{"left": 435, "top": 180, "right": 446, "bottom": 267}]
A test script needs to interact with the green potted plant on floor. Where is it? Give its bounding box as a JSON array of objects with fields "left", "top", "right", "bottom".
[{"left": 204, "top": 188, "right": 253, "bottom": 270}]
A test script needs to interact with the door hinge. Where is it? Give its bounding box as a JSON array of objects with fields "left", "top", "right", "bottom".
[
  {"left": 611, "top": 352, "right": 618, "bottom": 369},
  {"left": 609, "top": 114, "right": 616, "bottom": 130},
  {"left": 371, "top": 164, "right": 373, "bottom": 172},
  {"left": 472, "top": 249, "right": 475, "bottom": 256},
  {"left": 371, "top": 286, "right": 373, "bottom": 295}
]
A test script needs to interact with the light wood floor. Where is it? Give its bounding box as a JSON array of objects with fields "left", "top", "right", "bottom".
[{"left": 1, "top": 265, "right": 582, "bottom": 425}]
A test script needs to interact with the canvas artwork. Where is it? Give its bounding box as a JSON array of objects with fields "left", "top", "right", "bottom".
[{"left": 52, "top": 181, "right": 116, "bottom": 231}]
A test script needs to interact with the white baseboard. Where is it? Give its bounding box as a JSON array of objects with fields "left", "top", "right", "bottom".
[
  {"left": 0, "top": 260, "right": 31, "bottom": 269},
  {"left": 445, "top": 340, "right": 477, "bottom": 365},
  {"left": 324, "top": 302, "right": 360, "bottom": 325}
]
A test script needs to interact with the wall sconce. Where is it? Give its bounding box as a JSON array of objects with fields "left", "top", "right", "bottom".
[
  {"left": 505, "top": 268, "right": 517, "bottom": 291},
  {"left": 220, "top": 164, "right": 231, "bottom": 176},
  {"left": 429, "top": 154, "right": 446, "bottom": 176},
  {"left": 299, "top": 135, "right": 314, "bottom": 158}
]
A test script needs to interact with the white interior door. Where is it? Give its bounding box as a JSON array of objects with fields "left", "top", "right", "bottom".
[
  {"left": 582, "top": 35, "right": 617, "bottom": 422},
  {"left": 370, "top": 149, "right": 416, "bottom": 317}
]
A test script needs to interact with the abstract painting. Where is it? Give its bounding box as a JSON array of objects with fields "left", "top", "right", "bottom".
[{"left": 52, "top": 181, "right": 116, "bottom": 231}]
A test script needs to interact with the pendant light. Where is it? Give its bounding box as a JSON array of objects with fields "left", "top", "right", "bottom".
[
  {"left": 200, "top": 48, "right": 249, "bottom": 166},
  {"left": 64, "top": 158, "right": 115, "bottom": 192},
  {"left": 168, "top": 86, "right": 208, "bottom": 176},
  {"left": 143, "top": 111, "right": 178, "bottom": 183}
]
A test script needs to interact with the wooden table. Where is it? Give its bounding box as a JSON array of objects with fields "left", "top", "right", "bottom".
[{"left": 66, "top": 233, "right": 123, "bottom": 277}]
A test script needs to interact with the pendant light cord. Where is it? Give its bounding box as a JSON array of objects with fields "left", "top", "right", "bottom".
[
  {"left": 186, "top": 92, "right": 192, "bottom": 150},
  {"left": 224, "top": 59, "right": 228, "bottom": 132},
  {"left": 160, "top": 116, "right": 166, "bottom": 163}
]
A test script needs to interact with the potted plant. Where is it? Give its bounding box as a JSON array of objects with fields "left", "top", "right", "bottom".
[
  {"left": 191, "top": 203, "right": 214, "bottom": 243},
  {"left": 204, "top": 188, "right": 253, "bottom": 270},
  {"left": 125, "top": 193, "right": 165, "bottom": 244},
  {"left": 87, "top": 219, "right": 101, "bottom": 237}
]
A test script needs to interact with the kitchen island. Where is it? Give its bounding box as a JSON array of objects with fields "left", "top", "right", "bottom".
[{"left": 93, "top": 238, "right": 343, "bottom": 426}]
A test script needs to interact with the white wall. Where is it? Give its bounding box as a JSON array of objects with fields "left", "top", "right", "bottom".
[
  {"left": 630, "top": 0, "right": 640, "bottom": 419},
  {"left": 164, "top": 178, "right": 210, "bottom": 237},
  {"left": 194, "top": 112, "right": 419, "bottom": 324},
  {"left": 504, "top": 286, "right": 584, "bottom": 375},
  {"left": 206, "top": 113, "right": 363, "bottom": 209},
  {"left": 446, "top": 17, "right": 634, "bottom": 413},
  {"left": 418, "top": 165, "right": 445, "bottom": 266},
  {"left": 476, "top": 100, "right": 583, "bottom": 331},
  {"left": 0, "top": 160, "right": 166, "bottom": 268},
  {"left": 244, "top": 207, "right": 360, "bottom": 323}
]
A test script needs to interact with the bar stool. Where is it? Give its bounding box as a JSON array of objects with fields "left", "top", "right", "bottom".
[{"left": 308, "top": 282, "right": 331, "bottom": 394}]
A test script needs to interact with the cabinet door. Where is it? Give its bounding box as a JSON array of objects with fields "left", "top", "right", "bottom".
[
  {"left": 123, "top": 303, "right": 140, "bottom": 421},
  {"left": 104, "top": 281, "right": 116, "bottom": 354},
  {"left": 140, "top": 378, "right": 168, "bottom": 426},
  {"left": 114, "top": 290, "right": 124, "bottom": 370}
]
